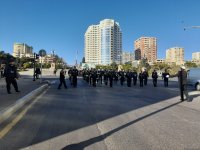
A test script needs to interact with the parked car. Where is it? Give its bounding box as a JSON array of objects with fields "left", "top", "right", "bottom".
[{"left": 187, "top": 68, "right": 200, "bottom": 91}]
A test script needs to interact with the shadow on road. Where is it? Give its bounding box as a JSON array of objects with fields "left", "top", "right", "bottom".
[
  {"left": 0, "top": 78, "right": 186, "bottom": 149},
  {"left": 61, "top": 101, "right": 182, "bottom": 150}
]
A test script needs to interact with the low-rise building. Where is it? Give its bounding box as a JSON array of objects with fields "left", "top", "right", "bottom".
[
  {"left": 39, "top": 54, "right": 54, "bottom": 64},
  {"left": 13, "top": 43, "right": 33, "bottom": 58},
  {"left": 192, "top": 52, "right": 200, "bottom": 65}
]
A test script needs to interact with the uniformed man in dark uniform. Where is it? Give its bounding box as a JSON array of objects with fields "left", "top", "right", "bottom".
[
  {"left": 71, "top": 66, "right": 78, "bottom": 87},
  {"left": 139, "top": 70, "right": 144, "bottom": 87},
  {"left": 108, "top": 70, "right": 114, "bottom": 87},
  {"left": 35, "top": 68, "right": 41, "bottom": 79},
  {"left": 126, "top": 70, "right": 132, "bottom": 87},
  {"left": 152, "top": 70, "right": 158, "bottom": 87},
  {"left": 99, "top": 69, "right": 104, "bottom": 84},
  {"left": 114, "top": 71, "right": 119, "bottom": 84},
  {"left": 58, "top": 68, "right": 67, "bottom": 89},
  {"left": 119, "top": 70, "right": 125, "bottom": 86},
  {"left": 162, "top": 69, "right": 170, "bottom": 87},
  {"left": 4, "top": 59, "right": 20, "bottom": 94},
  {"left": 68, "top": 67, "right": 73, "bottom": 85},
  {"left": 132, "top": 70, "right": 138, "bottom": 86},
  {"left": 104, "top": 70, "right": 109, "bottom": 86},
  {"left": 143, "top": 69, "right": 149, "bottom": 86},
  {"left": 91, "top": 69, "right": 98, "bottom": 87}
]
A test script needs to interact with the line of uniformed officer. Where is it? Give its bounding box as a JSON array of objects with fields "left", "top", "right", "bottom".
[{"left": 82, "top": 69, "right": 151, "bottom": 88}]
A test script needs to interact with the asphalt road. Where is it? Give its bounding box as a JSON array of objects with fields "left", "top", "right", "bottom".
[{"left": 0, "top": 79, "right": 200, "bottom": 150}]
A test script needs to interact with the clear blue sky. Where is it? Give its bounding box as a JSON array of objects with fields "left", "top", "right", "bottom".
[{"left": 0, "top": 0, "right": 200, "bottom": 65}]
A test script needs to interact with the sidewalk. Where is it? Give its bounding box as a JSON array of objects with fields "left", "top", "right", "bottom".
[
  {"left": 0, "top": 68, "right": 60, "bottom": 123},
  {"left": 0, "top": 76, "right": 45, "bottom": 111}
]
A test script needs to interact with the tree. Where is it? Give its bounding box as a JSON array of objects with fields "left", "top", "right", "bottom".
[
  {"left": 185, "top": 61, "right": 198, "bottom": 68},
  {"left": 110, "top": 62, "right": 118, "bottom": 70},
  {"left": 138, "top": 58, "right": 150, "bottom": 71},
  {"left": 39, "top": 49, "right": 47, "bottom": 57},
  {"left": 0, "top": 51, "right": 14, "bottom": 64},
  {"left": 122, "top": 63, "right": 132, "bottom": 71},
  {"left": 23, "top": 62, "right": 32, "bottom": 69}
]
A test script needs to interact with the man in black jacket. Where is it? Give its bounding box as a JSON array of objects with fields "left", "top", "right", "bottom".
[
  {"left": 171, "top": 66, "right": 192, "bottom": 101},
  {"left": 4, "top": 59, "right": 20, "bottom": 94},
  {"left": 143, "top": 69, "right": 149, "bottom": 86},
  {"left": 132, "top": 70, "right": 138, "bottom": 86},
  {"left": 152, "top": 70, "right": 158, "bottom": 87},
  {"left": 162, "top": 69, "right": 170, "bottom": 87},
  {"left": 72, "top": 66, "right": 78, "bottom": 87},
  {"left": 58, "top": 68, "right": 67, "bottom": 89}
]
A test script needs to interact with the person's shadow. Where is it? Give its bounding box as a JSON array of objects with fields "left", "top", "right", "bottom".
[
  {"left": 188, "top": 93, "right": 200, "bottom": 102},
  {"left": 61, "top": 101, "right": 182, "bottom": 150}
]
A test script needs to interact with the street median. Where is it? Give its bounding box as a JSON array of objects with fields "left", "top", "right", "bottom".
[{"left": 0, "top": 83, "right": 49, "bottom": 124}]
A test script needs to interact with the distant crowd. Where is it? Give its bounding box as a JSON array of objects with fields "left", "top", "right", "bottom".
[
  {"left": 81, "top": 68, "right": 170, "bottom": 88},
  {"left": 58, "top": 66, "right": 191, "bottom": 101}
]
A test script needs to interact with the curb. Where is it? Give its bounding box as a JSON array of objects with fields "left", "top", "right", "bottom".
[{"left": 0, "top": 83, "right": 49, "bottom": 124}]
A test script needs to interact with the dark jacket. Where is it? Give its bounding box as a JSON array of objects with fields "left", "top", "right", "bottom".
[
  {"left": 162, "top": 72, "right": 170, "bottom": 80},
  {"left": 178, "top": 70, "right": 187, "bottom": 85},
  {"left": 4, "top": 64, "right": 18, "bottom": 78},
  {"left": 59, "top": 70, "right": 65, "bottom": 80},
  {"left": 152, "top": 71, "right": 158, "bottom": 79},
  {"left": 171, "top": 70, "right": 187, "bottom": 85}
]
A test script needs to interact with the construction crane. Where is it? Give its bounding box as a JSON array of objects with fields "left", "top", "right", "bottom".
[{"left": 184, "top": 26, "right": 200, "bottom": 31}]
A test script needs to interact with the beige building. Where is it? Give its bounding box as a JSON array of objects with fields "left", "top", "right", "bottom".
[
  {"left": 192, "top": 52, "right": 200, "bottom": 64},
  {"left": 84, "top": 19, "right": 122, "bottom": 65},
  {"left": 13, "top": 43, "right": 33, "bottom": 58},
  {"left": 122, "top": 51, "right": 134, "bottom": 64},
  {"left": 134, "top": 37, "right": 157, "bottom": 63},
  {"left": 39, "top": 54, "right": 54, "bottom": 64},
  {"left": 84, "top": 25, "right": 100, "bottom": 64},
  {"left": 166, "top": 47, "right": 184, "bottom": 65}
]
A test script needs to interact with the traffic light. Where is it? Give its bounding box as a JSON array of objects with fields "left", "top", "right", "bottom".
[
  {"left": 34, "top": 53, "right": 39, "bottom": 59},
  {"left": 36, "top": 54, "right": 39, "bottom": 59}
]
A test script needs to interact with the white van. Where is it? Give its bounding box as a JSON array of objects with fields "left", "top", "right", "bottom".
[{"left": 187, "top": 68, "right": 200, "bottom": 91}]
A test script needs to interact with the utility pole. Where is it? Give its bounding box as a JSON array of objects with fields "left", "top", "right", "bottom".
[
  {"left": 75, "top": 50, "right": 78, "bottom": 67},
  {"left": 33, "top": 52, "right": 39, "bottom": 81},
  {"left": 51, "top": 50, "right": 56, "bottom": 69}
]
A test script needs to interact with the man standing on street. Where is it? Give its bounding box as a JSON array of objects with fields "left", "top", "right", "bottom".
[
  {"left": 152, "top": 70, "right": 158, "bottom": 87},
  {"left": 162, "top": 69, "right": 170, "bottom": 87},
  {"left": 132, "top": 70, "right": 138, "bottom": 86},
  {"left": 171, "top": 66, "right": 192, "bottom": 102},
  {"left": 143, "top": 69, "right": 149, "bottom": 86},
  {"left": 4, "top": 59, "right": 20, "bottom": 94},
  {"left": 72, "top": 66, "right": 78, "bottom": 87},
  {"left": 58, "top": 68, "right": 67, "bottom": 89},
  {"left": 139, "top": 70, "right": 144, "bottom": 87}
]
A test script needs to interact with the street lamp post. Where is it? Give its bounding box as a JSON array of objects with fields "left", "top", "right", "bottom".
[
  {"left": 51, "top": 50, "right": 56, "bottom": 69},
  {"left": 33, "top": 53, "right": 36, "bottom": 81}
]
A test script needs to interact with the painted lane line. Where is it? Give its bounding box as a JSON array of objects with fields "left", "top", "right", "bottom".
[{"left": 0, "top": 87, "right": 49, "bottom": 139}]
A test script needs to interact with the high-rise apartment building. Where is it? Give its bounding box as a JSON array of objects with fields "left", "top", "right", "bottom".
[
  {"left": 13, "top": 43, "right": 33, "bottom": 58},
  {"left": 166, "top": 47, "right": 184, "bottom": 65},
  {"left": 84, "top": 25, "right": 100, "bottom": 64},
  {"left": 192, "top": 52, "right": 200, "bottom": 65},
  {"left": 134, "top": 37, "right": 157, "bottom": 63},
  {"left": 84, "top": 19, "right": 122, "bottom": 65},
  {"left": 192, "top": 52, "right": 200, "bottom": 60}
]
